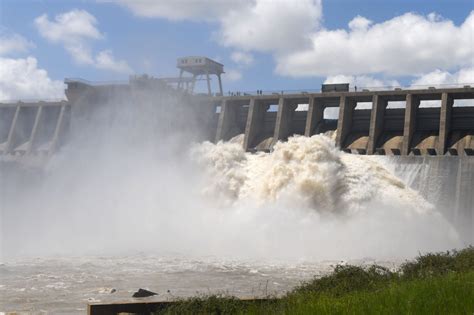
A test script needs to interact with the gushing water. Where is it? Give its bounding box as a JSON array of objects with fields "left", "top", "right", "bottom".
[
  {"left": 0, "top": 97, "right": 463, "bottom": 312},
  {"left": 190, "top": 135, "right": 460, "bottom": 260},
  {"left": 2, "top": 132, "right": 460, "bottom": 260}
]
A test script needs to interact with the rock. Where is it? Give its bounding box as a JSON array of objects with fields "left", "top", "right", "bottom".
[
  {"left": 98, "top": 287, "right": 116, "bottom": 294},
  {"left": 132, "top": 288, "right": 157, "bottom": 298}
]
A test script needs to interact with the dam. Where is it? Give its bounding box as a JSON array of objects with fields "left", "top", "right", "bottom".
[
  {"left": 1, "top": 83, "right": 473, "bottom": 159},
  {"left": 1, "top": 56, "right": 473, "bottom": 243}
]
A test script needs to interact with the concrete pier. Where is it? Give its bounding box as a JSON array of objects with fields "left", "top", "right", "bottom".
[
  {"left": 438, "top": 92, "right": 454, "bottom": 155},
  {"left": 335, "top": 96, "right": 355, "bottom": 150},
  {"left": 367, "top": 95, "right": 386, "bottom": 155},
  {"left": 215, "top": 99, "right": 249, "bottom": 143},
  {"left": 212, "top": 86, "right": 474, "bottom": 156},
  {"left": 402, "top": 94, "right": 420, "bottom": 155},
  {"left": 243, "top": 98, "right": 267, "bottom": 151},
  {"left": 273, "top": 98, "right": 297, "bottom": 146}
]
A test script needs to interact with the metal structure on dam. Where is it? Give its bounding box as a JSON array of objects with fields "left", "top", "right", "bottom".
[{"left": 1, "top": 56, "right": 473, "bottom": 242}]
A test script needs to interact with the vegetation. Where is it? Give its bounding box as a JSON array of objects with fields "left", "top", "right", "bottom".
[{"left": 156, "top": 247, "right": 474, "bottom": 314}]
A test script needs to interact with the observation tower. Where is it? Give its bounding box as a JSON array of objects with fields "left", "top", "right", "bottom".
[{"left": 176, "top": 56, "right": 224, "bottom": 96}]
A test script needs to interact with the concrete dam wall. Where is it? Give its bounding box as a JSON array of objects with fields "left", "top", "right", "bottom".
[
  {"left": 388, "top": 156, "right": 474, "bottom": 244},
  {"left": 1, "top": 80, "right": 473, "bottom": 160},
  {"left": 213, "top": 87, "right": 474, "bottom": 155}
]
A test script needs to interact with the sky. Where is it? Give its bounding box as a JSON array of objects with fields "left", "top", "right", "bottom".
[{"left": 0, "top": 0, "right": 473, "bottom": 100}]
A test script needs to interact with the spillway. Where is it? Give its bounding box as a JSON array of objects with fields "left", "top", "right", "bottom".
[{"left": 388, "top": 156, "right": 474, "bottom": 243}]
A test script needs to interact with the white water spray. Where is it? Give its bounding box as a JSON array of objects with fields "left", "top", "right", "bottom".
[{"left": 1, "top": 97, "right": 461, "bottom": 262}]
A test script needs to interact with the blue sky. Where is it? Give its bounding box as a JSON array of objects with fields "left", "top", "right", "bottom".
[{"left": 0, "top": 0, "right": 473, "bottom": 99}]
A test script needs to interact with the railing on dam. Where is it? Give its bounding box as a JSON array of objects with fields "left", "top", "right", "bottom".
[
  {"left": 211, "top": 86, "right": 474, "bottom": 156},
  {"left": 221, "top": 83, "right": 474, "bottom": 97}
]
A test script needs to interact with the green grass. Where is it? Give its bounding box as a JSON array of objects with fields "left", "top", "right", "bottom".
[
  {"left": 285, "top": 271, "right": 474, "bottom": 315},
  {"left": 156, "top": 247, "right": 474, "bottom": 314}
]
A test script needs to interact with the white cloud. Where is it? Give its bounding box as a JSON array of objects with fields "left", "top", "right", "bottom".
[
  {"left": 219, "top": 0, "right": 322, "bottom": 52},
  {"left": 104, "top": 0, "right": 245, "bottom": 20},
  {"left": 231, "top": 51, "right": 254, "bottom": 67},
  {"left": 35, "top": 9, "right": 132, "bottom": 74},
  {"left": 65, "top": 43, "right": 95, "bottom": 64},
  {"left": 95, "top": 50, "right": 132, "bottom": 73},
  {"left": 105, "top": 0, "right": 322, "bottom": 53},
  {"left": 348, "top": 15, "right": 372, "bottom": 31},
  {"left": 277, "top": 11, "right": 474, "bottom": 77},
  {"left": 35, "top": 10, "right": 102, "bottom": 43},
  {"left": 224, "top": 69, "right": 243, "bottom": 82},
  {"left": 411, "top": 67, "right": 474, "bottom": 87},
  {"left": 0, "top": 57, "right": 65, "bottom": 101},
  {"left": 0, "top": 32, "right": 34, "bottom": 56},
  {"left": 103, "top": 1, "right": 473, "bottom": 82}
]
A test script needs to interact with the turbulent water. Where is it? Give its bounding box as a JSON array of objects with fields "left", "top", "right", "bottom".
[
  {"left": 0, "top": 255, "right": 344, "bottom": 313},
  {"left": 0, "top": 97, "right": 462, "bottom": 313},
  {"left": 1, "top": 135, "right": 462, "bottom": 313}
]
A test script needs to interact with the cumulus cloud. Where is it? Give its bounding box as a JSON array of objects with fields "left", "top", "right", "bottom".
[
  {"left": 0, "top": 30, "right": 64, "bottom": 101},
  {"left": 105, "top": 0, "right": 322, "bottom": 53},
  {"left": 348, "top": 15, "right": 372, "bottom": 31},
  {"left": 35, "top": 9, "right": 132, "bottom": 74},
  {"left": 95, "top": 50, "right": 132, "bottom": 73},
  {"left": 0, "top": 32, "right": 34, "bottom": 56},
  {"left": 0, "top": 57, "right": 65, "bottom": 101},
  {"left": 411, "top": 67, "right": 474, "bottom": 87},
  {"left": 219, "top": 0, "right": 322, "bottom": 52},
  {"left": 277, "top": 11, "right": 474, "bottom": 77},
  {"left": 231, "top": 51, "right": 254, "bottom": 67},
  {"left": 35, "top": 9, "right": 102, "bottom": 42},
  {"left": 103, "top": 0, "right": 245, "bottom": 20},
  {"left": 103, "top": 1, "right": 473, "bottom": 82},
  {"left": 224, "top": 69, "right": 243, "bottom": 82}
]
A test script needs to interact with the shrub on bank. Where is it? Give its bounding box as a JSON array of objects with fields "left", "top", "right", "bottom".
[
  {"left": 400, "top": 246, "right": 474, "bottom": 279},
  {"left": 156, "top": 246, "right": 474, "bottom": 314}
]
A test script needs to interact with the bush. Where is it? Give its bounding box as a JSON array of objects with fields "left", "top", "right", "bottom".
[
  {"left": 154, "top": 246, "right": 474, "bottom": 314},
  {"left": 401, "top": 246, "right": 474, "bottom": 279},
  {"left": 292, "top": 264, "right": 395, "bottom": 297}
]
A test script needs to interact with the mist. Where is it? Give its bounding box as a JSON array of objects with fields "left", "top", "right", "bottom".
[{"left": 0, "top": 90, "right": 462, "bottom": 262}]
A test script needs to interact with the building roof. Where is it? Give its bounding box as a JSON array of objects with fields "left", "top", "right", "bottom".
[{"left": 177, "top": 56, "right": 224, "bottom": 75}]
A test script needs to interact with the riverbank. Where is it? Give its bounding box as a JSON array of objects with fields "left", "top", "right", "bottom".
[{"left": 157, "top": 247, "right": 474, "bottom": 314}]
